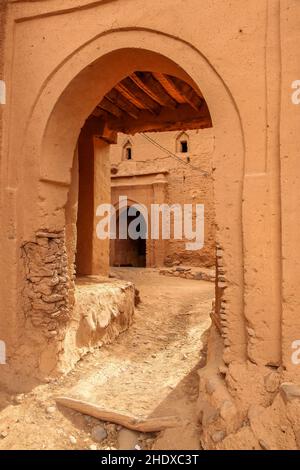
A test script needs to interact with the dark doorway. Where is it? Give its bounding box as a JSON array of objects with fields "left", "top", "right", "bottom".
[{"left": 111, "top": 207, "right": 147, "bottom": 267}]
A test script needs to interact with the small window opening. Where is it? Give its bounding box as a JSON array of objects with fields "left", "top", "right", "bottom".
[
  {"left": 122, "top": 140, "right": 133, "bottom": 160},
  {"left": 126, "top": 147, "right": 132, "bottom": 160},
  {"left": 180, "top": 140, "right": 188, "bottom": 153},
  {"left": 176, "top": 131, "right": 189, "bottom": 154}
]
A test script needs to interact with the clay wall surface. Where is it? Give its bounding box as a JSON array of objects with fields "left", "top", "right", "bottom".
[
  {"left": 280, "top": 0, "right": 300, "bottom": 374},
  {"left": 110, "top": 129, "right": 215, "bottom": 267},
  {"left": 0, "top": 0, "right": 299, "bottom": 449},
  {"left": 0, "top": 0, "right": 276, "bottom": 378}
]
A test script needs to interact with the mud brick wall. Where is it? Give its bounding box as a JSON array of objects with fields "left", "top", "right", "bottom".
[{"left": 22, "top": 230, "right": 73, "bottom": 339}]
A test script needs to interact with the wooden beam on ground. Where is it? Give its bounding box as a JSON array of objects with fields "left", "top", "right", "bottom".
[
  {"left": 56, "top": 396, "right": 183, "bottom": 432},
  {"left": 130, "top": 72, "right": 177, "bottom": 108},
  {"left": 106, "top": 89, "right": 140, "bottom": 119}
]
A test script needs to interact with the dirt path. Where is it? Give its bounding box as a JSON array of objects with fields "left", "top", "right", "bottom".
[{"left": 0, "top": 268, "right": 214, "bottom": 450}]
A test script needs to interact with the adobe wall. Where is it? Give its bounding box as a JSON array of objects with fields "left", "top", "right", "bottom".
[
  {"left": 110, "top": 129, "right": 215, "bottom": 267},
  {"left": 280, "top": 0, "right": 300, "bottom": 374},
  {"left": 0, "top": 0, "right": 267, "bottom": 375}
]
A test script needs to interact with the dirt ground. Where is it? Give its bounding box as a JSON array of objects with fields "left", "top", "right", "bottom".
[{"left": 0, "top": 268, "right": 214, "bottom": 450}]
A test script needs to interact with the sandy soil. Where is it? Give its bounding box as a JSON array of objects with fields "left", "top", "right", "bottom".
[{"left": 0, "top": 268, "right": 214, "bottom": 450}]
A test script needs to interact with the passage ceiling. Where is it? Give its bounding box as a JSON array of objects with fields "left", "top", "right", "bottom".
[{"left": 92, "top": 71, "right": 212, "bottom": 134}]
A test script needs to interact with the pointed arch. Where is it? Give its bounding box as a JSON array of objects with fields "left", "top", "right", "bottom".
[
  {"left": 11, "top": 28, "right": 247, "bottom": 373},
  {"left": 122, "top": 138, "right": 133, "bottom": 160},
  {"left": 176, "top": 130, "right": 189, "bottom": 153}
]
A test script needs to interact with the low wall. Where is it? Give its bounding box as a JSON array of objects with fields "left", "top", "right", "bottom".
[
  {"left": 59, "top": 277, "right": 135, "bottom": 374},
  {"left": 2, "top": 259, "right": 135, "bottom": 390}
]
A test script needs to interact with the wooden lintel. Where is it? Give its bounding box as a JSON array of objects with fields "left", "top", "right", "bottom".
[
  {"left": 81, "top": 116, "right": 117, "bottom": 144},
  {"left": 119, "top": 118, "right": 212, "bottom": 134},
  {"left": 104, "top": 102, "right": 212, "bottom": 134}
]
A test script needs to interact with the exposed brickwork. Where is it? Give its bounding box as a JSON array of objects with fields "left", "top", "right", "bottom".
[{"left": 22, "top": 230, "right": 73, "bottom": 339}]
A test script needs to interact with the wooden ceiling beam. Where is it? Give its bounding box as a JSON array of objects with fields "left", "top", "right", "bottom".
[
  {"left": 96, "top": 72, "right": 209, "bottom": 132},
  {"left": 130, "top": 72, "right": 177, "bottom": 108},
  {"left": 152, "top": 73, "right": 203, "bottom": 111},
  {"left": 92, "top": 106, "right": 105, "bottom": 118},
  {"left": 168, "top": 76, "right": 203, "bottom": 111},
  {"left": 152, "top": 72, "right": 186, "bottom": 104},
  {"left": 106, "top": 89, "right": 140, "bottom": 119},
  {"left": 115, "top": 83, "right": 145, "bottom": 110},
  {"left": 115, "top": 79, "right": 161, "bottom": 114},
  {"left": 98, "top": 97, "right": 124, "bottom": 118},
  {"left": 93, "top": 108, "right": 117, "bottom": 123}
]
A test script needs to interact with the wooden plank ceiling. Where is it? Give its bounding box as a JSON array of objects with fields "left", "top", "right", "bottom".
[{"left": 92, "top": 72, "right": 212, "bottom": 134}]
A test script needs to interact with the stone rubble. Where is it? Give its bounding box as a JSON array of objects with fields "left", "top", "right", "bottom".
[
  {"left": 22, "top": 230, "right": 72, "bottom": 338},
  {"left": 159, "top": 266, "right": 215, "bottom": 282}
]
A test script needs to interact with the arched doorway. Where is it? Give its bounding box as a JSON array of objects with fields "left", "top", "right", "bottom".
[
  {"left": 14, "top": 30, "right": 245, "bottom": 377},
  {"left": 111, "top": 206, "right": 147, "bottom": 268}
]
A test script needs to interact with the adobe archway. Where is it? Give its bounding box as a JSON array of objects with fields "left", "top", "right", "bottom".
[{"left": 5, "top": 29, "right": 246, "bottom": 379}]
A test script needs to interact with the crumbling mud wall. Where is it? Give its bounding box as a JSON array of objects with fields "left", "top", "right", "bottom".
[
  {"left": 196, "top": 0, "right": 300, "bottom": 450},
  {"left": 19, "top": 228, "right": 135, "bottom": 380},
  {"left": 197, "top": 338, "right": 300, "bottom": 450},
  {"left": 22, "top": 230, "right": 72, "bottom": 340},
  {"left": 16, "top": 230, "right": 74, "bottom": 380},
  {"left": 61, "top": 278, "right": 135, "bottom": 372}
]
